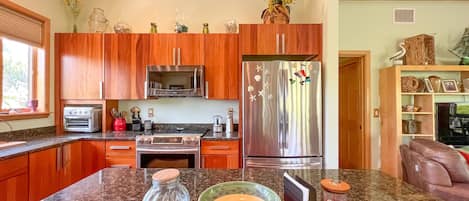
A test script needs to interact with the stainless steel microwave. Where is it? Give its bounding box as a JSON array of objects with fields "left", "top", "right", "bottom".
[{"left": 145, "top": 65, "right": 205, "bottom": 98}]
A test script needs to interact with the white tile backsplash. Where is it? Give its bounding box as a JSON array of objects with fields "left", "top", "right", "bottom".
[{"left": 119, "top": 98, "right": 239, "bottom": 124}]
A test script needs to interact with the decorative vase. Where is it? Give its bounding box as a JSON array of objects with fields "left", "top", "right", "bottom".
[
  {"left": 88, "top": 8, "right": 109, "bottom": 33},
  {"left": 428, "top": 75, "right": 441, "bottom": 93},
  {"left": 261, "top": 0, "right": 290, "bottom": 24}
]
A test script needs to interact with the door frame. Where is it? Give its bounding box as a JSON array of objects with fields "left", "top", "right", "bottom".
[{"left": 339, "top": 50, "right": 371, "bottom": 169}]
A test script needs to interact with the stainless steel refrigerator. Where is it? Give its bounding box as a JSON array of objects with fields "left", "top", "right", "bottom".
[{"left": 243, "top": 61, "right": 322, "bottom": 169}]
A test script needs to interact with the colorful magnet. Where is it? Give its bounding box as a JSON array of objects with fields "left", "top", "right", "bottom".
[
  {"left": 300, "top": 80, "right": 305, "bottom": 85},
  {"left": 294, "top": 72, "right": 302, "bottom": 78},
  {"left": 256, "top": 65, "right": 264, "bottom": 72},
  {"left": 289, "top": 78, "right": 296, "bottom": 85},
  {"left": 248, "top": 85, "right": 254, "bottom": 92},
  {"left": 258, "top": 89, "right": 265, "bottom": 97},
  {"left": 305, "top": 77, "right": 311, "bottom": 83},
  {"left": 300, "top": 70, "right": 307, "bottom": 77},
  {"left": 250, "top": 94, "right": 257, "bottom": 102},
  {"left": 254, "top": 75, "right": 262, "bottom": 82}
]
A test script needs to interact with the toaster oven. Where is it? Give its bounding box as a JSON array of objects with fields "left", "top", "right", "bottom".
[{"left": 63, "top": 106, "right": 102, "bottom": 133}]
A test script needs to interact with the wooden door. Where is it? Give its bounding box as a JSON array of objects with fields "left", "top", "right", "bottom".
[
  {"left": 104, "top": 34, "right": 150, "bottom": 99},
  {"left": 60, "top": 142, "right": 83, "bottom": 189},
  {"left": 176, "top": 34, "right": 204, "bottom": 65},
  {"left": 202, "top": 154, "right": 239, "bottom": 169},
  {"left": 82, "top": 141, "right": 106, "bottom": 177},
  {"left": 339, "top": 58, "right": 365, "bottom": 169},
  {"left": 0, "top": 155, "right": 28, "bottom": 201},
  {"left": 149, "top": 34, "right": 177, "bottom": 65},
  {"left": 29, "top": 148, "right": 59, "bottom": 201},
  {"left": 204, "top": 34, "right": 239, "bottom": 100},
  {"left": 56, "top": 33, "right": 103, "bottom": 100},
  {"left": 280, "top": 24, "right": 322, "bottom": 56}
]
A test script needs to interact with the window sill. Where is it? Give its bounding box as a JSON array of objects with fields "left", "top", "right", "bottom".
[{"left": 0, "top": 112, "right": 50, "bottom": 120}]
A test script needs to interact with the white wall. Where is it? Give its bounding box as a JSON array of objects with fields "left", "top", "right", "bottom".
[
  {"left": 339, "top": 0, "right": 469, "bottom": 169},
  {"left": 0, "top": 0, "right": 68, "bottom": 132}
]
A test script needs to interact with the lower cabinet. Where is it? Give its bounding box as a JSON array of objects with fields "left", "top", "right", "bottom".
[
  {"left": 201, "top": 140, "right": 240, "bottom": 169},
  {"left": 0, "top": 155, "right": 29, "bottom": 201},
  {"left": 29, "top": 141, "right": 83, "bottom": 201},
  {"left": 105, "top": 140, "right": 136, "bottom": 168},
  {"left": 82, "top": 140, "right": 106, "bottom": 177}
]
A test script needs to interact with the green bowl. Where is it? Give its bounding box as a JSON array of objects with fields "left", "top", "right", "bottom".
[{"left": 198, "top": 181, "right": 281, "bottom": 201}]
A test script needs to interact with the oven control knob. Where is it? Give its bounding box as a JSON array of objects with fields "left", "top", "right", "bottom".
[{"left": 145, "top": 138, "right": 152, "bottom": 144}]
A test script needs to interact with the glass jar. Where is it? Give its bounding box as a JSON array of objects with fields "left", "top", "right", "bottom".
[
  {"left": 142, "top": 169, "right": 190, "bottom": 201},
  {"left": 202, "top": 23, "right": 209, "bottom": 34},
  {"left": 88, "top": 8, "right": 109, "bottom": 33}
]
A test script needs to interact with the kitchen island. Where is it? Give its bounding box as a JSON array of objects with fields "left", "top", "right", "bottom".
[{"left": 43, "top": 168, "right": 440, "bottom": 201}]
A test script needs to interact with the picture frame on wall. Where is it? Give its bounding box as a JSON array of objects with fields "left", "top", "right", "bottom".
[
  {"left": 442, "top": 80, "right": 459, "bottom": 93},
  {"left": 424, "top": 78, "right": 434, "bottom": 93}
]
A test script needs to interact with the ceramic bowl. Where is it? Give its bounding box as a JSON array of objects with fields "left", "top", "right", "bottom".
[{"left": 198, "top": 181, "right": 281, "bottom": 201}]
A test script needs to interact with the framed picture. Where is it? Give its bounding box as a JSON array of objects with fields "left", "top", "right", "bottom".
[
  {"left": 442, "top": 80, "right": 459, "bottom": 93},
  {"left": 424, "top": 78, "right": 434, "bottom": 93}
]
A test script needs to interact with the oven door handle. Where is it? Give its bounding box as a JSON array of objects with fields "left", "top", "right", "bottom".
[{"left": 137, "top": 148, "right": 199, "bottom": 153}]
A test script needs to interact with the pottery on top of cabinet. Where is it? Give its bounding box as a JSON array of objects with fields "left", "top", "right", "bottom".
[{"left": 88, "top": 8, "right": 109, "bottom": 33}]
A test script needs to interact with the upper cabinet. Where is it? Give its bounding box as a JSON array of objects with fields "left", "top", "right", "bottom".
[
  {"left": 56, "top": 33, "right": 104, "bottom": 100},
  {"left": 149, "top": 34, "right": 204, "bottom": 65},
  {"left": 204, "top": 34, "right": 239, "bottom": 100},
  {"left": 239, "top": 24, "right": 322, "bottom": 57},
  {"left": 104, "top": 34, "right": 150, "bottom": 100}
]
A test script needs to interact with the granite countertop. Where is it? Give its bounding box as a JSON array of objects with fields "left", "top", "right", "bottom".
[
  {"left": 43, "top": 168, "right": 441, "bottom": 201},
  {"left": 0, "top": 130, "right": 238, "bottom": 160},
  {"left": 202, "top": 131, "right": 240, "bottom": 141}
]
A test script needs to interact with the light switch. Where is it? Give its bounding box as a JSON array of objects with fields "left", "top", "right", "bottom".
[{"left": 148, "top": 108, "right": 154, "bottom": 118}]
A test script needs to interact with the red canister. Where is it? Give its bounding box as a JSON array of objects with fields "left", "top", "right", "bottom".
[{"left": 113, "top": 118, "right": 126, "bottom": 131}]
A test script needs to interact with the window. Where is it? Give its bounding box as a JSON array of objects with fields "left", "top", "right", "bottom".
[
  {"left": 0, "top": 0, "right": 50, "bottom": 120},
  {"left": 2, "top": 38, "right": 33, "bottom": 109}
]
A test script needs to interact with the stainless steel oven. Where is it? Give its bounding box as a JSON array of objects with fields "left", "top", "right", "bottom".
[
  {"left": 136, "top": 134, "right": 201, "bottom": 168},
  {"left": 145, "top": 65, "right": 205, "bottom": 98}
]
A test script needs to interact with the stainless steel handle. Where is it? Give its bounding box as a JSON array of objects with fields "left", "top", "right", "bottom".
[
  {"left": 110, "top": 146, "right": 131, "bottom": 150},
  {"left": 281, "top": 33, "right": 286, "bottom": 54},
  {"left": 173, "top": 48, "right": 176, "bottom": 65},
  {"left": 205, "top": 81, "right": 209, "bottom": 99},
  {"left": 247, "top": 162, "right": 321, "bottom": 169},
  {"left": 276, "top": 33, "right": 280, "bottom": 54},
  {"left": 136, "top": 148, "right": 199, "bottom": 153},
  {"left": 56, "top": 146, "right": 62, "bottom": 172},
  {"left": 207, "top": 146, "right": 231, "bottom": 150},
  {"left": 177, "top": 48, "right": 181, "bottom": 65},
  {"left": 99, "top": 81, "right": 103, "bottom": 99},
  {"left": 144, "top": 81, "right": 148, "bottom": 99},
  {"left": 193, "top": 68, "right": 198, "bottom": 93},
  {"left": 110, "top": 164, "right": 131, "bottom": 168}
]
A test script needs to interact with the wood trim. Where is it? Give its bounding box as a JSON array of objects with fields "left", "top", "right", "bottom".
[
  {"left": 397, "top": 65, "right": 469, "bottom": 71},
  {"left": 339, "top": 50, "right": 371, "bottom": 169},
  {"left": 0, "top": 39, "right": 2, "bottom": 108},
  {"left": 31, "top": 48, "right": 38, "bottom": 100},
  {"left": 0, "top": 112, "right": 49, "bottom": 120}
]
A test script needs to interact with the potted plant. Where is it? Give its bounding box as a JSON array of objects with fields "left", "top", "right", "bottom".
[{"left": 261, "top": 0, "right": 294, "bottom": 24}]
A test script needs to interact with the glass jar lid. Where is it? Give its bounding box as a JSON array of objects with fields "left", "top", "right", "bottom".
[{"left": 152, "top": 169, "right": 180, "bottom": 184}]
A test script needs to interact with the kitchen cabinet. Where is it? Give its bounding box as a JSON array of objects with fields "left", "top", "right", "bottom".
[
  {"left": 104, "top": 34, "right": 150, "bottom": 100},
  {"left": 29, "top": 148, "right": 59, "bottom": 201},
  {"left": 239, "top": 24, "right": 322, "bottom": 57},
  {"left": 0, "top": 155, "right": 29, "bottom": 201},
  {"left": 56, "top": 33, "right": 104, "bottom": 100},
  {"left": 105, "top": 140, "right": 136, "bottom": 168},
  {"left": 201, "top": 140, "right": 239, "bottom": 169},
  {"left": 82, "top": 140, "right": 106, "bottom": 177},
  {"left": 149, "top": 34, "right": 204, "bottom": 65},
  {"left": 204, "top": 34, "right": 239, "bottom": 100},
  {"left": 59, "top": 141, "right": 83, "bottom": 189}
]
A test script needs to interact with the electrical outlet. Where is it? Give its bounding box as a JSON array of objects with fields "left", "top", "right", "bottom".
[
  {"left": 148, "top": 108, "right": 154, "bottom": 118},
  {"left": 373, "top": 108, "right": 380, "bottom": 118}
]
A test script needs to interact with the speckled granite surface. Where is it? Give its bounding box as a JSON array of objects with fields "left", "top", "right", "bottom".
[{"left": 43, "top": 168, "right": 441, "bottom": 201}]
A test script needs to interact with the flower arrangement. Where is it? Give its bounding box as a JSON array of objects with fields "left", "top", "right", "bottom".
[
  {"left": 266, "top": 0, "right": 295, "bottom": 11},
  {"left": 63, "top": 0, "right": 81, "bottom": 32}
]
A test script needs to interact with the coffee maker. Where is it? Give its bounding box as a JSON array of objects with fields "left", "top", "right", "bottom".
[
  {"left": 130, "top": 106, "right": 142, "bottom": 131},
  {"left": 436, "top": 103, "right": 469, "bottom": 146}
]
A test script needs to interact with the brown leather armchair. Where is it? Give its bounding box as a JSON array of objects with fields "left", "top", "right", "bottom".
[{"left": 400, "top": 139, "right": 469, "bottom": 201}]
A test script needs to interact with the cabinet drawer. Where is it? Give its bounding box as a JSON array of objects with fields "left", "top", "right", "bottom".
[
  {"left": 0, "top": 155, "right": 28, "bottom": 181},
  {"left": 105, "top": 141, "right": 136, "bottom": 157},
  {"left": 201, "top": 140, "right": 239, "bottom": 155},
  {"left": 106, "top": 157, "right": 136, "bottom": 168}
]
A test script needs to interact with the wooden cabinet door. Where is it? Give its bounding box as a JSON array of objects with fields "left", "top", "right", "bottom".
[
  {"left": 176, "top": 34, "right": 204, "bottom": 65},
  {"left": 279, "top": 24, "right": 322, "bottom": 56},
  {"left": 82, "top": 140, "right": 106, "bottom": 177},
  {"left": 104, "top": 34, "right": 150, "bottom": 99},
  {"left": 0, "top": 173, "right": 28, "bottom": 201},
  {"left": 240, "top": 24, "right": 278, "bottom": 55},
  {"left": 105, "top": 140, "right": 136, "bottom": 168},
  {"left": 56, "top": 33, "right": 104, "bottom": 100},
  {"left": 149, "top": 34, "right": 177, "bottom": 65},
  {"left": 204, "top": 34, "right": 239, "bottom": 100},
  {"left": 29, "top": 148, "right": 59, "bottom": 201},
  {"left": 60, "top": 141, "right": 83, "bottom": 189},
  {"left": 0, "top": 155, "right": 28, "bottom": 201},
  {"left": 201, "top": 154, "right": 239, "bottom": 169}
]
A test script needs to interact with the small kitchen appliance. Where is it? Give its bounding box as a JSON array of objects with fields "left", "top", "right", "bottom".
[
  {"left": 212, "top": 115, "right": 223, "bottom": 133},
  {"left": 64, "top": 106, "right": 102, "bottom": 133},
  {"left": 131, "top": 106, "right": 142, "bottom": 131},
  {"left": 145, "top": 65, "right": 205, "bottom": 98}
]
